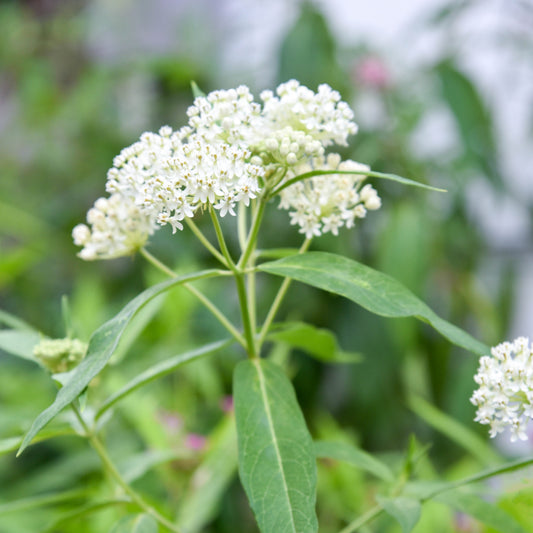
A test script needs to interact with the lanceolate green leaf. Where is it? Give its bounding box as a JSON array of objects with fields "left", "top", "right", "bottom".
[
  {"left": 259, "top": 252, "right": 488, "bottom": 356},
  {"left": 315, "top": 440, "right": 393, "bottom": 482},
  {"left": 271, "top": 169, "right": 445, "bottom": 197},
  {"left": 96, "top": 339, "right": 232, "bottom": 420},
  {"left": 0, "top": 330, "right": 41, "bottom": 361},
  {"left": 18, "top": 269, "right": 229, "bottom": 455},
  {"left": 234, "top": 359, "right": 318, "bottom": 533},
  {"left": 267, "top": 322, "right": 362, "bottom": 363},
  {"left": 177, "top": 416, "right": 238, "bottom": 533}
]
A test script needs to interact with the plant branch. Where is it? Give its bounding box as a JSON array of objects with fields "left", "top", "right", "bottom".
[
  {"left": 140, "top": 248, "right": 246, "bottom": 348},
  {"left": 71, "top": 404, "right": 183, "bottom": 533},
  {"left": 338, "top": 504, "right": 384, "bottom": 533},
  {"left": 256, "top": 238, "right": 312, "bottom": 351},
  {"left": 184, "top": 217, "right": 228, "bottom": 267}
]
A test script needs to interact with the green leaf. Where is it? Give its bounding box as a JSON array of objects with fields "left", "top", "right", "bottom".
[
  {"left": 271, "top": 169, "right": 445, "bottom": 197},
  {"left": 119, "top": 449, "right": 182, "bottom": 484},
  {"left": 0, "top": 428, "right": 77, "bottom": 457},
  {"left": 96, "top": 339, "right": 232, "bottom": 420},
  {"left": 277, "top": 2, "right": 347, "bottom": 94},
  {"left": 436, "top": 491, "right": 527, "bottom": 533},
  {"left": 259, "top": 252, "right": 488, "bottom": 356},
  {"left": 0, "top": 309, "right": 35, "bottom": 330},
  {"left": 110, "top": 513, "right": 158, "bottom": 533},
  {"left": 315, "top": 440, "right": 393, "bottom": 482},
  {"left": 234, "top": 358, "right": 318, "bottom": 533},
  {"left": 436, "top": 59, "right": 502, "bottom": 189},
  {"left": 0, "top": 489, "right": 88, "bottom": 515},
  {"left": 190, "top": 80, "right": 206, "bottom": 99},
  {"left": 0, "top": 329, "right": 41, "bottom": 361},
  {"left": 267, "top": 322, "right": 362, "bottom": 364},
  {"left": 408, "top": 394, "right": 501, "bottom": 465},
  {"left": 177, "top": 416, "right": 238, "bottom": 532},
  {"left": 255, "top": 248, "right": 300, "bottom": 260},
  {"left": 18, "top": 268, "right": 228, "bottom": 455},
  {"left": 44, "top": 499, "right": 131, "bottom": 532},
  {"left": 378, "top": 496, "right": 421, "bottom": 533}
]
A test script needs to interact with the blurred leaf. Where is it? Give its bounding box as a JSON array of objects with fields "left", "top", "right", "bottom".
[
  {"left": 436, "top": 490, "right": 527, "bottom": 533},
  {"left": 0, "top": 309, "right": 36, "bottom": 330},
  {"left": 177, "top": 416, "right": 238, "bottom": 532},
  {"left": 436, "top": 59, "right": 502, "bottom": 189},
  {"left": 408, "top": 394, "right": 501, "bottom": 466},
  {"left": 45, "top": 499, "right": 132, "bottom": 532},
  {"left": 190, "top": 80, "right": 206, "bottom": 99},
  {"left": 0, "top": 330, "right": 41, "bottom": 361},
  {"left": 259, "top": 252, "right": 489, "bottom": 356},
  {"left": 96, "top": 339, "right": 232, "bottom": 420},
  {"left": 0, "top": 428, "right": 77, "bottom": 457},
  {"left": 498, "top": 487, "right": 533, "bottom": 531},
  {"left": 278, "top": 2, "right": 346, "bottom": 92},
  {"left": 109, "top": 513, "right": 158, "bottom": 533},
  {"left": 234, "top": 358, "right": 318, "bottom": 533},
  {"left": 315, "top": 440, "right": 393, "bottom": 482},
  {"left": 18, "top": 269, "right": 229, "bottom": 455},
  {"left": 255, "top": 248, "right": 300, "bottom": 260},
  {"left": 267, "top": 322, "right": 362, "bottom": 363},
  {"left": 0, "top": 489, "right": 88, "bottom": 515},
  {"left": 119, "top": 449, "right": 181, "bottom": 484},
  {"left": 378, "top": 496, "right": 421, "bottom": 533}
]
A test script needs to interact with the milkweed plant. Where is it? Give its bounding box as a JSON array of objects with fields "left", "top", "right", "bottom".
[{"left": 4, "top": 80, "right": 533, "bottom": 532}]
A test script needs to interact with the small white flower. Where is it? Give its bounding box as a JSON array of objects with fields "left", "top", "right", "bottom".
[{"left": 471, "top": 337, "right": 533, "bottom": 442}]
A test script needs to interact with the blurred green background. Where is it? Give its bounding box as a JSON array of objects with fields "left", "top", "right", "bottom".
[{"left": 1, "top": 0, "right": 532, "bottom": 531}]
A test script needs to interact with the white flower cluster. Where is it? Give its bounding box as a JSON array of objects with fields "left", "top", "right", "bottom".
[
  {"left": 73, "top": 193, "right": 157, "bottom": 260},
  {"left": 471, "top": 337, "right": 533, "bottom": 442},
  {"left": 279, "top": 154, "right": 381, "bottom": 238},
  {"left": 73, "top": 80, "right": 373, "bottom": 259}
]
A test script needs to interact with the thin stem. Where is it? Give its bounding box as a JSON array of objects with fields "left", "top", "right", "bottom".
[
  {"left": 237, "top": 199, "right": 267, "bottom": 269},
  {"left": 184, "top": 217, "right": 228, "bottom": 267},
  {"left": 234, "top": 272, "right": 257, "bottom": 358},
  {"left": 247, "top": 269, "right": 257, "bottom": 343},
  {"left": 338, "top": 504, "right": 384, "bottom": 533},
  {"left": 71, "top": 404, "right": 182, "bottom": 533},
  {"left": 256, "top": 238, "right": 312, "bottom": 351},
  {"left": 238, "top": 201, "right": 248, "bottom": 253},
  {"left": 140, "top": 248, "right": 246, "bottom": 348},
  {"left": 209, "top": 207, "right": 236, "bottom": 271}
]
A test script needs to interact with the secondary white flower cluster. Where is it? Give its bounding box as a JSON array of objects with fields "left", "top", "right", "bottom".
[
  {"left": 73, "top": 80, "right": 375, "bottom": 259},
  {"left": 471, "top": 337, "right": 533, "bottom": 442},
  {"left": 279, "top": 154, "right": 381, "bottom": 238}
]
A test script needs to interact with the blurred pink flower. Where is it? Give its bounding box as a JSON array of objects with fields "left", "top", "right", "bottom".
[
  {"left": 157, "top": 410, "right": 183, "bottom": 434},
  {"left": 221, "top": 395, "right": 234, "bottom": 413},
  {"left": 185, "top": 433, "right": 207, "bottom": 451},
  {"left": 355, "top": 57, "right": 390, "bottom": 89}
]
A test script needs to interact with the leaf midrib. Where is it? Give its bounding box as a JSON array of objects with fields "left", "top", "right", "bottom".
[{"left": 254, "top": 358, "right": 296, "bottom": 532}]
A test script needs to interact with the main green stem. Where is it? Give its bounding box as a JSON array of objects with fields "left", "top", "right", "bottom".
[
  {"left": 209, "top": 208, "right": 257, "bottom": 358},
  {"left": 71, "top": 404, "right": 182, "bottom": 533}
]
